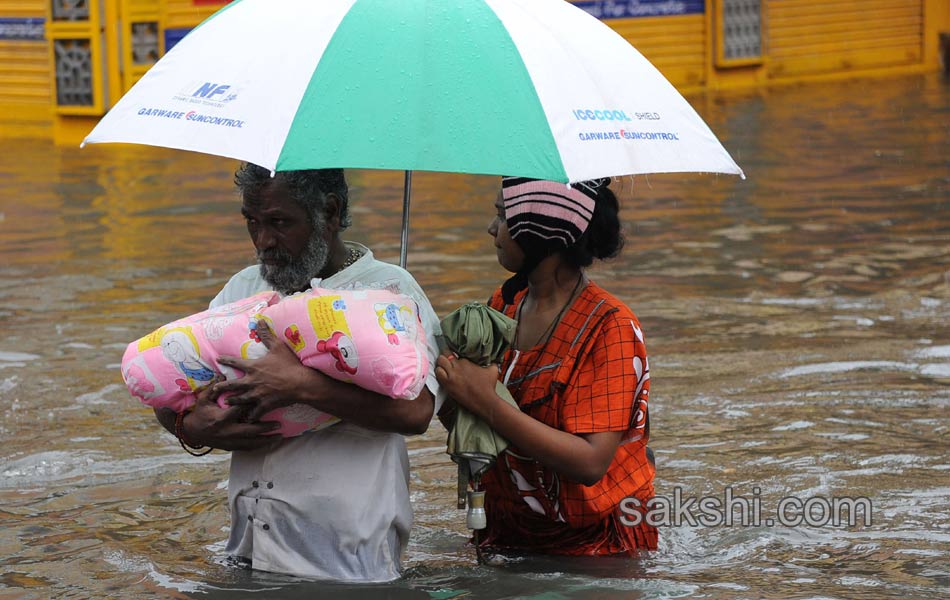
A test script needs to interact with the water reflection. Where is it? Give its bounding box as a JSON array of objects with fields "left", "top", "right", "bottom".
[{"left": 1, "top": 73, "right": 948, "bottom": 599}]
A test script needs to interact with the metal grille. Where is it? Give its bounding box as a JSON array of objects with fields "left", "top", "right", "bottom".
[
  {"left": 722, "top": 0, "right": 762, "bottom": 60},
  {"left": 50, "top": 0, "right": 89, "bottom": 22},
  {"left": 131, "top": 22, "right": 159, "bottom": 65},
  {"left": 54, "top": 38, "right": 94, "bottom": 106}
]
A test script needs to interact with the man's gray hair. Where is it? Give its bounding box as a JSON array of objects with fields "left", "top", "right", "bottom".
[{"left": 234, "top": 163, "right": 351, "bottom": 229}]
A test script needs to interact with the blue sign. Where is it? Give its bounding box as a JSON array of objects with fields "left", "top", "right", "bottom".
[
  {"left": 164, "top": 28, "right": 191, "bottom": 52},
  {"left": 573, "top": 0, "right": 705, "bottom": 19},
  {"left": 0, "top": 18, "right": 45, "bottom": 41}
]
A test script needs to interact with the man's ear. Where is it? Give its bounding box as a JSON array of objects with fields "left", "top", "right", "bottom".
[{"left": 323, "top": 193, "right": 343, "bottom": 232}]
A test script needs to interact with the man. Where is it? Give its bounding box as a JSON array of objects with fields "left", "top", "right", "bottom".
[{"left": 153, "top": 164, "right": 444, "bottom": 582}]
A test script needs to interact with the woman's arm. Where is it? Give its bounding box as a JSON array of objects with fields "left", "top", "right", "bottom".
[{"left": 435, "top": 355, "right": 620, "bottom": 485}]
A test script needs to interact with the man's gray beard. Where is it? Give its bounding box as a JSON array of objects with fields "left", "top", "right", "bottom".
[{"left": 258, "top": 232, "right": 330, "bottom": 295}]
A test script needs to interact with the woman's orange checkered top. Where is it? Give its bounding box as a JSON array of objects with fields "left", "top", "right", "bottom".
[{"left": 477, "top": 280, "right": 657, "bottom": 555}]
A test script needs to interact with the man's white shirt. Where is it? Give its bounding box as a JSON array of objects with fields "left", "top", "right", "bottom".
[{"left": 210, "top": 242, "right": 444, "bottom": 582}]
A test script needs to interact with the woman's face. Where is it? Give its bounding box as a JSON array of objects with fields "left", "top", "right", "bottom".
[{"left": 488, "top": 189, "right": 525, "bottom": 273}]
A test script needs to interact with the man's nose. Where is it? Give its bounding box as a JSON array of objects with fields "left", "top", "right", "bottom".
[{"left": 254, "top": 227, "right": 277, "bottom": 249}]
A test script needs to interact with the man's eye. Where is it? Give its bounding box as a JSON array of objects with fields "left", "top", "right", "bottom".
[
  {"left": 245, "top": 217, "right": 257, "bottom": 227},
  {"left": 273, "top": 219, "right": 288, "bottom": 228}
]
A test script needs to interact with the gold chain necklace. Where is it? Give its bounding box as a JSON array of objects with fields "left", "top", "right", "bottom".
[{"left": 339, "top": 246, "right": 362, "bottom": 272}]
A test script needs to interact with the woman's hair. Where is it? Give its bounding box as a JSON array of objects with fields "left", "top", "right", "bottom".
[
  {"left": 501, "top": 177, "right": 624, "bottom": 302},
  {"left": 234, "top": 163, "right": 351, "bottom": 230},
  {"left": 561, "top": 180, "right": 624, "bottom": 267}
]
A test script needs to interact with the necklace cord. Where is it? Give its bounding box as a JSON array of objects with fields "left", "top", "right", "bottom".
[{"left": 513, "top": 273, "right": 584, "bottom": 351}]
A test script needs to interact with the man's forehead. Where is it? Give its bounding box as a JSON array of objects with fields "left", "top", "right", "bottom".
[{"left": 242, "top": 180, "right": 300, "bottom": 213}]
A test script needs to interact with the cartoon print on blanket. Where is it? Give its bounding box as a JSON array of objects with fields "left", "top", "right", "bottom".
[{"left": 121, "top": 288, "right": 428, "bottom": 437}]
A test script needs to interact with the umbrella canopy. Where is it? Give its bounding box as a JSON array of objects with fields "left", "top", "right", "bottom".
[{"left": 82, "top": 0, "right": 743, "bottom": 183}]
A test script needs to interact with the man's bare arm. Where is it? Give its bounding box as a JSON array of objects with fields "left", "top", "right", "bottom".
[{"left": 214, "top": 322, "right": 435, "bottom": 435}]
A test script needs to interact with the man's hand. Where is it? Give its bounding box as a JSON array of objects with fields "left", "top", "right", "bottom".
[
  {"left": 215, "top": 320, "right": 329, "bottom": 422},
  {"left": 215, "top": 320, "right": 435, "bottom": 435},
  {"left": 187, "top": 381, "right": 282, "bottom": 451},
  {"left": 156, "top": 376, "right": 282, "bottom": 452}
]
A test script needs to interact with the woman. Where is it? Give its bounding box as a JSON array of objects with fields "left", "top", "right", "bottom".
[{"left": 435, "top": 176, "right": 657, "bottom": 555}]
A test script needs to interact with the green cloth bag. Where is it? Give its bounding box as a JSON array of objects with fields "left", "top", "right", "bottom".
[{"left": 440, "top": 302, "right": 518, "bottom": 508}]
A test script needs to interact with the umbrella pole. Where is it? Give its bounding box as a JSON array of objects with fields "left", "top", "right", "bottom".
[
  {"left": 474, "top": 528, "right": 484, "bottom": 564},
  {"left": 399, "top": 170, "right": 412, "bottom": 269}
]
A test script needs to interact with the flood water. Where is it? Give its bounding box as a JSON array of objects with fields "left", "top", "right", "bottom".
[{"left": 1, "top": 73, "right": 948, "bottom": 599}]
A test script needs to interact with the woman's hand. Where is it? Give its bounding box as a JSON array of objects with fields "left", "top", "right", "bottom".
[
  {"left": 435, "top": 353, "right": 622, "bottom": 486},
  {"left": 215, "top": 320, "right": 330, "bottom": 422},
  {"left": 434, "top": 354, "right": 504, "bottom": 422}
]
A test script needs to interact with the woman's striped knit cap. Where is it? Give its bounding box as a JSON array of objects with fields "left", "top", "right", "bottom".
[{"left": 501, "top": 177, "right": 605, "bottom": 253}]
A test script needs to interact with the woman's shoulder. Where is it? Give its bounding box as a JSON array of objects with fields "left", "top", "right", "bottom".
[
  {"left": 579, "top": 280, "right": 637, "bottom": 319},
  {"left": 570, "top": 281, "right": 646, "bottom": 347},
  {"left": 545, "top": 281, "right": 648, "bottom": 390}
]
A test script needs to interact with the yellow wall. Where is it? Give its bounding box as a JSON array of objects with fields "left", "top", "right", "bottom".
[
  {"left": 597, "top": 0, "right": 942, "bottom": 91},
  {"left": 162, "top": 0, "right": 226, "bottom": 31},
  {"left": 606, "top": 14, "right": 708, "bottom": 90},
  {"left": 1, "top": 0, "right": 948, "bottom": 141}
]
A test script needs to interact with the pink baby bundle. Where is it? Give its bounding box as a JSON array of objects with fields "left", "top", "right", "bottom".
[{"left": 121, "top": 287, "right": 429, "bottom": 437}]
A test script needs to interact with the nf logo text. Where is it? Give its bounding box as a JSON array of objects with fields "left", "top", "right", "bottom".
[{"left": 192, "top": 82, "right": 231, "bottom": 100}]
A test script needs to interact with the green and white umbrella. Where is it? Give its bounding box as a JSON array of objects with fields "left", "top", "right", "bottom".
[{"left": 83, "top": 0, "right": 744, "bottom": 263}]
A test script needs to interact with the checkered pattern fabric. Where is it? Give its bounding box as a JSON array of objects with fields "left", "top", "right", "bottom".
[{"left": 476, "top": 281, "right": 657, "bottom": 555}]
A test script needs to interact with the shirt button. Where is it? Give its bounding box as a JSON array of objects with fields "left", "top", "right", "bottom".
[
  {"left": 262, "top": 524, "right": 270, "bottom": 531},
  {"left": 266, "top": 482, "right": 274, "bottom": 489},
  {"left": 252, "top": 481, "right": 259, "bottom": 488},
  {"left": 247, "top": 515, "right": 253, "bottom": 522}
]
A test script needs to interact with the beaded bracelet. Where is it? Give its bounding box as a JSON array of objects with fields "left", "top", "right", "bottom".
[{"left": 175, "top": 410, "right": 213, "bottom": 456}]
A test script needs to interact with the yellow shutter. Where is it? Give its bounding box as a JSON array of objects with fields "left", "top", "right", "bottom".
[{"left": 767, "top": 0, "right": 924, "bottom": 78}]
